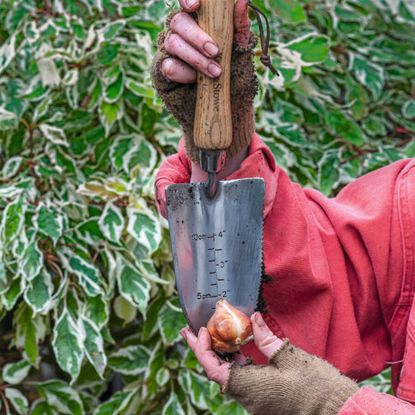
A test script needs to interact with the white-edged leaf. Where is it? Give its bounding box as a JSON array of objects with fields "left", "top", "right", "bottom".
[
  {"left": 116, "top": 255, "right": 150, "bottom": 318},
  {"left": 178, "top": 370, "right": 210, "bottom": 410},
  {"left": 24, "top": 268, "right": 53, "bottom": 314},
  {"left": 62, "top": 68, "right": 79, "bottom": 86},
  {"left": 156, "top": 367, "right": 170, "bottom": 387},
  {"left": 162, "top": 392, "right": 185, "bottom": 415},
  {"left": 1, "top": 196, "right": 26, "bottom": 245},
  {"left": 0, "top": 260, "right": 8, "bottom": 294},
  {"left": 0, "top": 33, "right": 16, "bottom": 75},
  {"left": 403, "top": 99, "right": 415, "bottom": 119},
  {"left": 93, "top": 390, "right": 135, "bottom": 415},
  {"left": 4, "top": 388, "right": 28, "bottom": 415},
  {"left": 158, "top": 301, "right": 187, "bottom": 346},
  {"left": 36, "top": 43, "right": 60, "bottom": 87},
  {"left": 21, "top": 238, "right": 43, "bottom": 281},
  {"left": 0, "top": 106, "right": 17, "bottom": 122},
  {"left": 29, "top": 399, "right": 56, "bottom": 415},
  {"left": 98, "top": 203, "right": 124, "bottom": 244},
  {"left": 39, "top": 124, "right": 68, "bottom": 147},
  {"left": 35, "top": 203, "right": 63, "bottom": 244},
  {"left": 37, "top": 380, "right": 84, "bottom": 415},
  {"left": 350, "top": 53, "right": 384, "bottom": 100},
  {"left": 82, "top": 318, "right": 107, "bottom": 378},
  {"left": 108, "top": 345, "right": 150, "bottom": 375},
  {"left": 86, "top": 295, "right": 109, "bottom": 328},
  {"left": 52, "top": 310, "right": 84, "bottom": 383},
  {"left": 2, "top": 360, "right": 31, "bottom": 385},
  {"left": 127, "top": 206, "right": 161, "bottom": 254},
  {"left": 58, "top": 247, "right": 103, "bottom": 296},
  {"left": 2, "top": 156, "right": 23, "bottom": 179}
]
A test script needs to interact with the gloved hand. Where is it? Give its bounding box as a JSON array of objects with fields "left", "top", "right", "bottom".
[
  {"left": 181, "top": 312, "right": 358, "bottom": 415},
  {"left": 151, "top": 0, "right": 258, "bottom": 163}
]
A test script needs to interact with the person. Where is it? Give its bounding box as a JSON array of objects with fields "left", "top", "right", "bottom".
[{"left": 151, "top": 0, "right": 415, "bottom": 413}]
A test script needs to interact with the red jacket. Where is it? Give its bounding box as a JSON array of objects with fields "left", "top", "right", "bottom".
[{"left": 155, "top": 134, "right": 415, "bottom": 414}]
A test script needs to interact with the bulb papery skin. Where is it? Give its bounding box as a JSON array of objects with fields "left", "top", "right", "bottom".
[{"left": 207, "top": 299, "right": 253, "bottom": 353}]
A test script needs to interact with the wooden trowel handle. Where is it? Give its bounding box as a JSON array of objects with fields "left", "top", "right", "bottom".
[{"left": 194, "top": 0, "right": 234, "bottom": 151}]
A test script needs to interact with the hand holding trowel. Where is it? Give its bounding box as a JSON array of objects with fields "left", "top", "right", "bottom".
[{"left": 166, "top": 0, "right": 265, "bottom": 353}]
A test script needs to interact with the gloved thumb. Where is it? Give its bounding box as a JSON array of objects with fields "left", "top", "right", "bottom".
[{"left": 250, "top": 312, "right": 284, "bottom": 359}]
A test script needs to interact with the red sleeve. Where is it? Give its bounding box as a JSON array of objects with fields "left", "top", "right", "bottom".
[
  {"left": 233, "top": 136, "right": 415, "bottom": 401},
  {"left": 339, "top": 388, "right": 415, "bottom": 414},
  {"left": 155, "top": 140, "right": 191, "bottom": 218}
]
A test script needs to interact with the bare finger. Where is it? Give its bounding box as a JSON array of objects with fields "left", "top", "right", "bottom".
[
  {"left": 178, "top": 0, "right": 200, "bottom": 13},
  {"left": 181, "top": 327, "right": 198, "bottom": 349},
  {"left": 165, "top": 33, "right": 222, "bottom": 78},
  {"left": 170, "top": 12, "right": 219, "bottom": 58},
  {"left": 251, "top": 313, "right": 284, "bottom": 359},
  {"left": 162, "top": 58, "right": 197, "bottom": 83}
]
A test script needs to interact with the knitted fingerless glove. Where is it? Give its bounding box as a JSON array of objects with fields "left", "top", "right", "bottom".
[
  {"left": 222, "top": 341, "right": 359, "bottom": 415},
  {"left": 151, "top": 11, "right": 258, "bottom": 163}
]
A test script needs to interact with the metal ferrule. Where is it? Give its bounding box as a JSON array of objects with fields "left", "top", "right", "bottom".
[{"left": 199, "top": 150, "right": 226, "bottom": 198}]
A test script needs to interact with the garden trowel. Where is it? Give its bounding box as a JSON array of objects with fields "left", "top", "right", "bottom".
[{"left": 166, "top": 0, "right": 265, "bottom": 335}]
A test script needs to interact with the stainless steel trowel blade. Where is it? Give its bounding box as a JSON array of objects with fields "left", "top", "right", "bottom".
[{"left": 166, "top": 178, "right": 265, "bottom": 335}]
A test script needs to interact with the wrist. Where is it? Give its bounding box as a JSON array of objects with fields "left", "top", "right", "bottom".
[{"left": 190, "top": 145, "right": 249, "bottom": 183}]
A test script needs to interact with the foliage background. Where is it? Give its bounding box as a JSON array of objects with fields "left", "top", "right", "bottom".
[{"left": 0, "top": 0, "right": 414, "bottom": 413}]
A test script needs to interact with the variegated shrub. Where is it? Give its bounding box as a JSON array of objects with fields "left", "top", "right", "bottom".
[{"left": 0, "top": 0, "right": 414, "bottom": 413}]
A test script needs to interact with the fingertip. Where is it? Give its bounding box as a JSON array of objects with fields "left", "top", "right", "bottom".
[
  {"left": 180, "top": 0, "right": 200, "bottom": 12},
  {"left": 161, "top": 58, "right": 175, "bottom": 79}
]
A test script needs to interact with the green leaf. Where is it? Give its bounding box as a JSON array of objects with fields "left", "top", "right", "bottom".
[
  {"left": 142, "top": 295, "right": 166, "bottom": 342},
  {"left": 269, "top": 0, "right": 307, "bottom": 24},
  {"left": 116, "top": 255, "right": 150, "bottom": 318},
  {"left": 2, "top": 359, "right": 31, "bottom": 385},
  {"left": 86, "top": 295, "right": 109, "bottom": 329},
  {"left": 99, "top": 203, "right": 124, "bottom": 244},
  {"left": 326, "top": 110, "right": 365, "bottom": 146},
  {"left": 5, "top": 388, "right": 28, "bottom": 415},
  {"left": 403, "top": 99, "right": 415, "bottom": 119},
  {"left": 286, "top": 34, "right": 329, "bottom": 63},
  {"left": 52, "top": 310, "right": 84, "bottom": 382},
  {"left": 93, "top": 391, "right": 135, "bottom": 415},
  {"left": 82, "top": 318, "right": 107, "bottom": 378},
  {"left": 104, "top": 72, "right": 125, "bottom": 104},
  {"left": 24, "top": 269, "right": 53, "bottom": 314},
  {"left": 37, "top": 380, "right": 84, "bottom": 415},
  {"left": 318, "top": 150, "right": 341, "bottom": 196},
  {"left": 13, "top": 303, "right": 45, "bottom": 366},
  {"left": 113, "top": 295, "right": 137, "bottom": 325},
  {"left": 99, "top": 100, "right": 123, "bottom": 137},
  {"left": 30, "top": 400, "right": 57, "bottom": 415},
  {"left": 108, "top": 345, "right": 150, "bottom": 375},
  {"left": 350, "top": 54, "right": 384, "bottom": 100},
  {"left": 2, "top": 196, "right": 26, "bottom": 245},
  {"left": 21, "top": 238, "right": 43, "bottom": 281},
  {"left": 158, "top": 301, "right": 187, "bottom": 346},
  {"left": 2, "top": 277, "right": 24, "bottom": 310},
  {"left": 36, "top": 203, "right": 63, "bottom": 243},
  {"left": 127, "top": 206, "right": 162, "bottom": 254},
  {"left": 126, "top": 80, "right": 155, "bottom": 99},
  {"left": 162, "top": 392, "right": 185, "bottom": 415}
]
